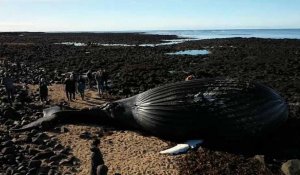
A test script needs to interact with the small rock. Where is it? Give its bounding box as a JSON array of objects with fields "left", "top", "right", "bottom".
[
  {"left": 28, "top": 148, "right": 40, "bottom": 155},
  {"left": 59, "top": 158, "right": 73, "bottom": 166},
  {"left": 31, "top": 150, "right": 54, "bottom": 160},
  {"left": 17, "top": 165, "right": 26, "bottom": 171},
  {"left": 1, "top": 147, "right": 15, "bottom": 154},
  {"left": 254, "top": 155, "right": 265, "bottom": 166},
  {"left": 28, "top": 160, "right": 42, "bottom": 169},
  {"left": 54, "top": 143, "right": 64, "bottom": 150},
  {"left": 49, "top": 154, "right": 67, "bottom": 162},
  {"left": 39, "top": 165, "right": 51, "bottom": 174},
  {"left": 60, "top": 126, "right": 69, "bottom": 133},
  {"left": 27, "top": 168, "right": 38, "bottom": 175},
  {"left": 5, "top": 167, "right": 15, "bottom": 175},
  {"left": 1, "top": 140, "right": 13, "bottom": 147},
  {"left": 32, "top": 132, "right": 49, "bottom": 144},
  {"left": 2, "top": 107, "right": 20, "bottom": 119},
  {"left": 79, "top": 131, "right": 92, "bottom": 139}
]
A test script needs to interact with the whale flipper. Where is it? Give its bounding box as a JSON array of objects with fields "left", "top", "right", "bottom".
[
  {"left": 160, "top": 140, "right": 203, "bottom": 155},
  {"left": 43, "top": 106, "right": 61, "bottom": 118}
]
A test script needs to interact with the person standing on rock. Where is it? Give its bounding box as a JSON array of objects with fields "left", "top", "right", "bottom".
[
  {"left": 1, "top": 72, "right": 15, "bottom": 104},
  {"left": 102, "top": 69, "right": 109, "bottom": 91},
  {"left": 77, "top": 75, "right": 86, "bottom": 100},
  {"left": 90, "top": 139, "right": 105, "bottom": 175},
  {"left": 39, "top": 78, "right": 48, "bottom": 102},
  {"left": 95, "top": 69, "right": 105, "bottom": 97},
  {"left": 87, "top": 69, "right": 93, "bottom": 89},
  {"left": 65, "top": 74, "right": 76, "bottom": 101}
]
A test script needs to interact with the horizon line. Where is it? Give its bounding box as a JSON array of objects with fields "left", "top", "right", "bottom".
[{"left": 1, "top": 28, "right": 300, "bottom": 33}]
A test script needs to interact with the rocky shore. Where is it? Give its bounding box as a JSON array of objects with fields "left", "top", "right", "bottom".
[{"left": 1, "top": 32, "right": 300, "bottom": 174}]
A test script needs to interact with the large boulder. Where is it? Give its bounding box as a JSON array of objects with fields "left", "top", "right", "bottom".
[{"left": 281, "top": 159, "right": 300, "bottom": 175}]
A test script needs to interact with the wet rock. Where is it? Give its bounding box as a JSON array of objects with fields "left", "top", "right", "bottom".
[{"left": 281, "top": 159, "right": 300, "bottom": 175}]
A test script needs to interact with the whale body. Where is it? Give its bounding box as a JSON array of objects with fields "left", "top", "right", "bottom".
[{"left": 15, "top": 79, "right": 288, "bottom": 141}]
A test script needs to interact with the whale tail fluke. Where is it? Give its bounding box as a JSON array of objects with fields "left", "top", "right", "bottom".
[{"left": 11, "top": 106, "right": 64, "bottom": 132}]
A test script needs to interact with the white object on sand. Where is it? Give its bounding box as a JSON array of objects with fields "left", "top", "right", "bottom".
[{"left": 160, "top": 140, "right": 203, "bottom": 155}]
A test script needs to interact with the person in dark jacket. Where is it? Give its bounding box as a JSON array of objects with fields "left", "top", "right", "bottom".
[
  {"left": 39, "top": 78, "right": 48, "bottom": 102},
  {"left": 102, "top": 69, "right": 109, "bottom": 91},
  {"left": 65, "top": 74, "right": 76, "bottom": 101},
  {"left": 90, "top": 139, "right": 105, "bottom": 175},
  {"left": 77, "top": 75, "right": 86, "bottom": 100},
  {"left": 95, "top": 69, "right": 104, "bottom": 97},
  {"left": 87, "top": 69, "right": 93, "bottom": 89},
  {"left": 1, "top": 72, "right": 15, "bottom": 104}
]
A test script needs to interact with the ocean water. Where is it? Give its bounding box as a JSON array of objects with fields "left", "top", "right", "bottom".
[
  {"left": 166, "top": 49, "right": 210, "bottom": 56},
  {"left": 56, "top": 29, "right": 300, "bottom": 49},
  {"left": 146, "top": 29, "right": 300, "bottom": 39}
]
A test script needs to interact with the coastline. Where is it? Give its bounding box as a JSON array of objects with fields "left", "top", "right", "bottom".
[{"left": 0, "top": 32, "right": 300, "bottom": 174}]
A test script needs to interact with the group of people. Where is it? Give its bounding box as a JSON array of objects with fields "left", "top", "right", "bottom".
[
  {"left": 1, "top": 72, "right": 48, "bottom": 105},
  {"left": 64, "top": 73, "right": 86, "bottom": 101},
  {"left": 64, "top": 69, "right": 109, "bottom": 101},
  {"left": 94, "top": 69, "right": 109, "bottom": 97},
  {"left": 1, "top": 69, "right": 110, "bottom": 104}
]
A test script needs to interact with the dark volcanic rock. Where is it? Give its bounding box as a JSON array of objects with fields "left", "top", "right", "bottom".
[
  {"left": 31, "top": 149, "right": 55, "bottom": 160},
  {"left": 1, "top": 146, "right": 15, "bottom": 154},
  {"left": 32, "top": 133, "right": 49, "bottom": 144},
  {"left": 2, "top": 107, "right": 20, "bottom": 120},
  {"left": 28, "top": 160, "right": 42, "bottom": 168}
]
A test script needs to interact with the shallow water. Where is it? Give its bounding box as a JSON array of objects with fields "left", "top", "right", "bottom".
[
  {"left": 147, "top": 29, "right": 300, "bottom": 39},
  {"left": 56, "top": 42, "right": 87, "bottom": 46},
  {"left": 166, "top": 49, "right": 210, "bottom": 56}
]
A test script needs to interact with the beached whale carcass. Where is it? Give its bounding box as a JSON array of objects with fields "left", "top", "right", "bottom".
[{"left": 14, "top": 78, "right": 288, "bottom": 142}]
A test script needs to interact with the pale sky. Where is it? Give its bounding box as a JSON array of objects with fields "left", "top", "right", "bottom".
[{"left": 0, "top": 0, "right": 300, "bottom": 31}]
